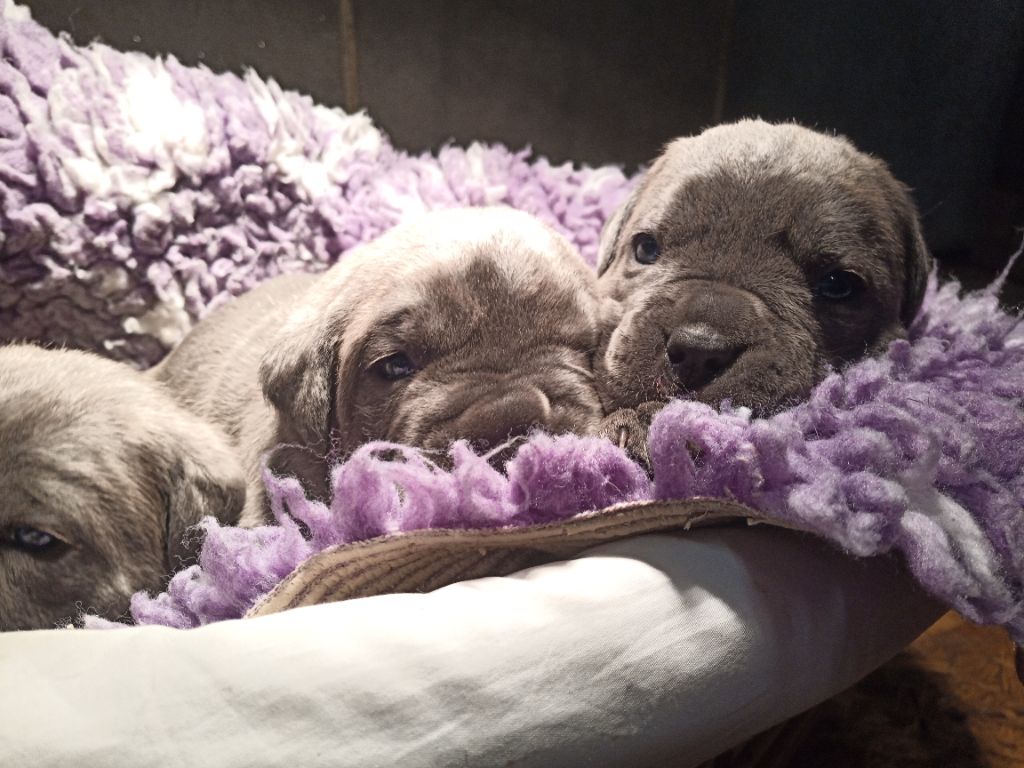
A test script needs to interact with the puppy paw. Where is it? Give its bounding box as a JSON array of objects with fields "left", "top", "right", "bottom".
[
  {"left": 598, "top": 402, "right": 665, "bottom": 472},
  {"left": 633, "top": 401, "right": 666, "bottom": 426}
]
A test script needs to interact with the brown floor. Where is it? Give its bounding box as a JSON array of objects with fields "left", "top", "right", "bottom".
[
  {"left": 699, "top": 612, "right": 1024, "bottom": 767},
  {"left": 909, "top": 613, "right": 1024, "bottom": 766},
  {"left": 769, "top": 613, "right": 1024, "bottom": 767}
]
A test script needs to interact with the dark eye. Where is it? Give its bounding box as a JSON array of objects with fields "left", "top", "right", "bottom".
[
  {"left": 632, "top": 233, "right": 661, "bottom": 265},
  {"left": 9, "top": 526, "right": 63, "bottom": 553},
  {"left": 813, "top": 270, "right": 864, "bottom": 301},
  {"left": 374, "top": 352, "right": 418, "bottom": 381}
]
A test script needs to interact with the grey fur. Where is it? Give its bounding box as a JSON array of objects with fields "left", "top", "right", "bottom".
[
  {"left": 597, "top": 119, "right": 932, "bottom": 416},
  {"left": 155, "top": 207, "right": 605, "bottom": 524},
  {"left": 0, "top": 344, "right": 245, "bottom": 631}
]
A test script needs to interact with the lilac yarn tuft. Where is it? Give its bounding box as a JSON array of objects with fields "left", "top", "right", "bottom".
[
  {"left": 648, "top": 271, "right": 1024, "bottom": 639},
  {"left": 124, "top": 436, "right": 652, "bottom": 628},
  {"left": 0, "top": 2, "right": 631, "bottom": 360},
  {"left": 4, "top": 4, "right": 1021, "bottom": 640}
]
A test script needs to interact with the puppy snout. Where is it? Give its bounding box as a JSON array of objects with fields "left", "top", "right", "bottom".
[
  {"left": 667, "top": 325, "right": 744, "bottom": 392},
  {"left": 451, "top": 389, "right": 550, "bottom": 466},
  {"left": 467, "top": 420, "right": 534, "bottom": 456}
]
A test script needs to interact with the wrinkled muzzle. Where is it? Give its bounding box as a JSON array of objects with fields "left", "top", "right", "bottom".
[
  {"left": 603, "top": 280, "right": 820, "bottom": 415},
  {"left": 400, "top": 367, "right": 603, "bottom": 469}
]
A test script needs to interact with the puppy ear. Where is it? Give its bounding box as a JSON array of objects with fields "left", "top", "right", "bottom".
[
  {"left": 150, "top": 416, "right": 247, "bottom": 570},
  {"left": 259, "top": 323, "right": 340, "bottom": 448},
  {"left": 597, "top": 187, "right": 640, "bottom": 277},
  {"left": 258, "top": 275, "right": 358, "bottom": 448},
  {"left": 896, "top": 187, "right": 933, "bottom": 326}
]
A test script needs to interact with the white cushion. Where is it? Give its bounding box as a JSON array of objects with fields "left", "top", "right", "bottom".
[{"left": 0, "top": 527, "right": 941, "bottom": 767}]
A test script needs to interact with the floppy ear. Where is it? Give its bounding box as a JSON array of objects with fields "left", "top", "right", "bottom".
[
  {"left": 150, "top": 417, "right": 247, "bottom": 571},
  {"left": 258, "top": 278, "right": 355, "bottom": 448},
  {"left": 896, "top": 186, "right": 933, "bottom": 327},
  {"left": 597, "top": 186, "right": 640, "bottom": 277}
]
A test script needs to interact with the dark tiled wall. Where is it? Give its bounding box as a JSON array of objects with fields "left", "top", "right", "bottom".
[
  {"left": 721, "top": 0, "right": 1024, "bottom": 276},
  {"left": 354, "top": 0, "right": 732, "bottom": 169}
]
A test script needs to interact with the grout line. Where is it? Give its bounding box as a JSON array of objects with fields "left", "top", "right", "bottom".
[{"left": 339, "top": 0, "right": 360, "bottom": 111}]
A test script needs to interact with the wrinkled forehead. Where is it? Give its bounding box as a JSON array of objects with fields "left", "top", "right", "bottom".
[
  {"left": 366, "top": 245, "right": 598, "bottom": 355},
  {"left": 634, "top": 123, "right": 871, "bottom": 232},
  {"left": 427, "top": 247, "right": 592, "bottom": 311},
  {"left": 665, "top": 169, "right": 890, "bottom": 250},
  {"left": 0, "top": 426, "right": 116, "bottom": 546},
  {"left": 385, "top": 212, "right": 594, "bottom": 310},
  {"left": 393, "top": 211, "right": 583, "bottom": 276}
]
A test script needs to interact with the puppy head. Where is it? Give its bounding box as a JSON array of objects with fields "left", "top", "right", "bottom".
[
  {"left": 0, "top": 346, "right": 245, "bottom": 631},
  {"left": 260, "top": 207, "right": 603, "bottom": 476},
  {"left": 597, "top": 119, "right": 931, "bottom": 414}
]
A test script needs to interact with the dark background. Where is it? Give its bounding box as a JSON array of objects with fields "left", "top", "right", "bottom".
[{"left": 24, "top": 0, "right": 1024, "bottom": 299}]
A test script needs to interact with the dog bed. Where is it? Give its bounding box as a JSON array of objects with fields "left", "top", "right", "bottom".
[
  {"left": 0, "top": 2, "right": 1021, "bottom": 765},
  {"left": 2, "top": 528, "right": 941, "bottom": 768}
]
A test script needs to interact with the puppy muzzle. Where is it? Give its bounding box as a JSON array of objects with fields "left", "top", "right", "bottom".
[
  {"left": 666, "top": 324, "right": 746, "bottom": 392},
  {"left": 424, "top": 385, "right": 600, "bottom": 469},
  {"left": 601, "top": 278, "right": 819, "bottom": 414},
  {"left": 661, "top": 281, "right": 765, "bottom": 394}
]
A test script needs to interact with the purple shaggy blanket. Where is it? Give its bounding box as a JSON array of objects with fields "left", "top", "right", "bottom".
[
  {"left": 127, "top": 269, "right": 1024, "bottom": 635},
  {"left": 1, "top": 4, "right": 1021, "bottom": 638}
]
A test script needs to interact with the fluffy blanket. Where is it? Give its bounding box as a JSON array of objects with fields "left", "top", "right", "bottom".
[{"left": 2, "top": 4, "right": 1022, "bottom": 641}]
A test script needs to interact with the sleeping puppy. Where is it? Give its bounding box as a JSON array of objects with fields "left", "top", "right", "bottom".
[
  {"left": 155, "top": 207, "right": 604, "bottom": 525},
  {"left": 0, "top": 344, "right": 245, "bottom": 631},
  {"left": 596, "top": 120, "right": 932, "bottom": 451}
]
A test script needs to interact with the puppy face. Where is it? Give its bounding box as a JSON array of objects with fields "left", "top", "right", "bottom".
[
  {"left": 0, "top": 346, "right": 245, "bottom": 631},
  {"left": 260, "top": 207, "right": 604, "bottom": 478},
  {"left": 597, "top": 120, "right": 931, "bottom": 414}
]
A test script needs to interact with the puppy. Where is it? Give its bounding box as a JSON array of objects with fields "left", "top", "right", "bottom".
[
  {"left": 155, "top": 207, "right": 605, "bottom": 525},
  {"left": 0, "top": 344, "right": 245, "bottom": 631},
  {"left": 597, "top": 119, "right": 932, "bottom": 431}
]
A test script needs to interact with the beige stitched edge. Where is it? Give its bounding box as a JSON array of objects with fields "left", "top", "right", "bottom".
[{"left": 247, "top": 497, "right": 783, "bottom": 618}]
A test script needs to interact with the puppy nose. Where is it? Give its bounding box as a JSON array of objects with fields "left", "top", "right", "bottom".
[
  {"left": 468, "top": 424, "right": 533, "bottom": 470},
  {"left": 467, "top": 420, "right": 533, "bottom": 456},
  {"left": 456, "top": 390, "right": 550, "bottom": 467},
  {"left": 666, "top": 325, "right": 743, "bottom": 391}
]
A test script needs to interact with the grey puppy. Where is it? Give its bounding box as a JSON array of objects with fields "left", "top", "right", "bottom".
[
  {"left": 156, "top": 207, "right": 605, "bottom": 525},
  {"left": 0, "top": 344, "right": 245, "bottom": 631},
  {"left": 597, "top": 120, "right": 932, "bottom": 451}
]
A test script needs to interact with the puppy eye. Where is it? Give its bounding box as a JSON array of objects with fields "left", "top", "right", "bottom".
[
  {"left": 813, "top": 270, "right": 864, "bottom": 301},
  {"left": 8, "top": 526, "right": 65, "bottom": 554},
  {"left": 632, "top": 233, "right": 661, "bottom": 265},
  {"left": 374, "top": 352, "right": 418, "bottom": 381}
]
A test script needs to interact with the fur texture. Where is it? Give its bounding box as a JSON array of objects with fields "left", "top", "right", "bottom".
[
  {"left": 0, "top": 344, "right": 244, "bottom": 630},
  {"left": 596, "top": 120, "right": 931, "bottom": 415},
  {"left": 154, "top": 208, "right": 605, "bottom": 524}
]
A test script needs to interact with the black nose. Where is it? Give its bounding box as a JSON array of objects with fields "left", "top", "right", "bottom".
[{"left": 666, "top": 326, "right": 743, "bottom": 391}]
